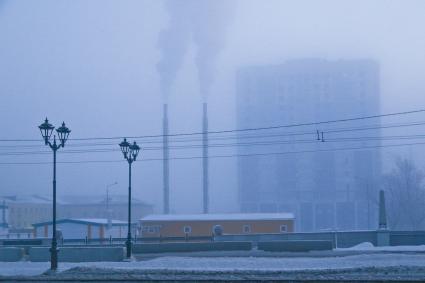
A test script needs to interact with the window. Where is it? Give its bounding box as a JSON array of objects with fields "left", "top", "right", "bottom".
[
  {"left": 243, "top": 225, "right": 251, "bottom": 233},
  {"left": 142, "top": 225, "right": 161, "bottom": 234},
  {"left": 280, "top": 225, "right": 288, "bottom": 233},
  {"left": 183, "top": 226, "right": 192, "bottom": 234}
]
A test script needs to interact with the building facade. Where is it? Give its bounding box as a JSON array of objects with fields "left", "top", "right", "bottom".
[
  {"left": 33, "top": 218, "right": 136, "bottom": 239},
  {"left": 139, "top": 213, "right": 294, "bottom": 238},
  {"left": 1, "top": 194, "right": 153, "bottom": 229},
  {"left": 0, "top": 196, "right": 51, "bottom": 229},
  {"left": 58, "top": 195, "right": 153, "bottom": 223},
  {"left": 236, "top": 59, "right": 381, "bottom": 232}
]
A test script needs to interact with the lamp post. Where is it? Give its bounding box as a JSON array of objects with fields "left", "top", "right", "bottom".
[
  {"left": 119, "top": 138, "right": 140, "bottom": 259},
  {"left": 38, "top": 118, "right": 71, "bottom": 271}
]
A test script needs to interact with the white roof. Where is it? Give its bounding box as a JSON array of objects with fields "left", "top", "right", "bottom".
[
  {"left": 71, "top": 218, "right": 127, "bottom": 225},
  {"left": 32, "top": 218, "right": 129, "bottom": 227},
  {"left": 141, "top": 213, "right": 294, "bottom": 222}
]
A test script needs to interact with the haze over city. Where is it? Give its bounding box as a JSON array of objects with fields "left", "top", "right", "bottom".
[
  {"left": 1, "top": 0, "right": 425, "bottom": 215},
  {"left": 3, "top": 1, "right": 425, "bottom": 280}
]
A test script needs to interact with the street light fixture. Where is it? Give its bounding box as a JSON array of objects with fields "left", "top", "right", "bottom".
[
  {"left": 38, "top": 118, "right": 71, "bottom": 271},
  {"left": 119, "top": 138, "right": 140, "bottom": 259}
]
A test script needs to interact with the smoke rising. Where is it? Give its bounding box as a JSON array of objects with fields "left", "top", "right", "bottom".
[{"left": 157, "top": 0, "right": 234, "bottom": 101}]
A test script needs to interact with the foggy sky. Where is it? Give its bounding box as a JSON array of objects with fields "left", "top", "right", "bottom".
[{"left": 1, "top": 0, "right": 425, "bottom": 214}]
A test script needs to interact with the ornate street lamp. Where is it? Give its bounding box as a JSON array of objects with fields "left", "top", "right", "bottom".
[
  {"left": 38, "top": 118, "right": 71, "bottom": 270},
  {"left": 119, "top": 138, "right": 141, "bottom": 259}
]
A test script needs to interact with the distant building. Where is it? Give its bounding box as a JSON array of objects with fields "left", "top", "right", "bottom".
[
  {"left": 33, "top": 218, "right": 136, "bottom": 239},
  {"left": 139, "top": 213, "right": 295, "bottom": 238},
  {"left": 58, "top": 195, "right": 153, "bottom": 223},
  {"left": 236, "top": 59, "right": 381, "bottom": 231},
  {"left": 0, "top": 195, "right": 52, "bottom": 229},
  {"left": 0, "top": 200, "right": 7, "bottom": 227},
  {"left": 0, "top": 194, "right": 154, "bottom": 229}
]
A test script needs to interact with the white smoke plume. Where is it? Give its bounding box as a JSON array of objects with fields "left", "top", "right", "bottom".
[{"left": 157, "top": 0, "right": 235, "bottom": 101}]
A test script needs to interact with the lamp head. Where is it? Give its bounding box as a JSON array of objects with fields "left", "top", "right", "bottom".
[
  {"left": 129, "top": 141, "right": 140, "bottom": 161},
  {"left": 56, "top": 122, "right": 71, "bottom": 147},
  {"left": 38, "top": 118, "right": 54, "bottom": 145},
  {"left": 119, "top": 138, "right": 130, "bottom": 159}
]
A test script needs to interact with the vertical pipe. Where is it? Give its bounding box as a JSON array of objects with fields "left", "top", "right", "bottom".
[
  {"left": 202, "top": 103, "right": 209, "bottom": 214},
  {"left": 163, "top": 104, "right": 170, "bottom": 214},
  {"left": 1, "top": 200, "right": 6, "bottom": 226},
  {"left": 378, "top": 190, "right": 387, "bottom": 230}
]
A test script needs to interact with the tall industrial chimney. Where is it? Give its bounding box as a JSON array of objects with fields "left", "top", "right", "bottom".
[
  {"left": 202, "top": 103, "right": 209, "bottom": 214},
  {"left": 163, "top": 104, "right": 170, "bottom": 214}
]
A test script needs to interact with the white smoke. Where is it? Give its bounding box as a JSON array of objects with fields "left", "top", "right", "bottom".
[{"left": 157, "top": 0, "right": 235, "bottom": 101}]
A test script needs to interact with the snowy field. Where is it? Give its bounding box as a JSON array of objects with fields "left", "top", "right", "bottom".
[{"left": 2, "top": 244, "right": 425, "bottom": 281}]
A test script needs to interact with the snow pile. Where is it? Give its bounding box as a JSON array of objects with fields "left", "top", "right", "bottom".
[{"left": 338, "top": 242, "right": 425, "bottom": 252}]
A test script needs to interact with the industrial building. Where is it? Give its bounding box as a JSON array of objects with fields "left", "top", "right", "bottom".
[
  {"left": 139, "top": 213, "right": 295, "bottom": 238},
  {"left": 236, "top": 59, "right": 381, "bottom": 232}
]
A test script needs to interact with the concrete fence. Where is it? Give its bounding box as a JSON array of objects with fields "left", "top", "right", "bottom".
[
  {"left": 29, "top": 247, "right": 125, "bottom": 262},
  {"left": 133, "top": 241, "right": 252, "bottom": 254},
  {"left": 390, "top": 231, "right": 425, "bottom": 246},
  {"left": 257, "top": 240, "right": 333, "bottom": 252},
  {"left": 0, "top": 247, "right": 24, "bottom": 262},
  {"left": 216, "top": 230, "right": 393, "bottom": 248}
]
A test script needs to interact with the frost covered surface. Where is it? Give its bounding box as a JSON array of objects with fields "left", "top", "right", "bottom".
[{"left": 2, "top": 253, "right": 425, "bottom": 280}]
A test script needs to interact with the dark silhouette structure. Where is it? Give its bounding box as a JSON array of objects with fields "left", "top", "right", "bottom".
[
  {"left": 119, "top": 138, "right": 140, "bottom": 259},
  {"left": 202, "top": 103, "right": 209, "bottom": 213},
  {"left": 378, "top": 190, "right": 388, "bottom": 230},
  {"left": 163, "top": 104, "right": 170, "bottom": 214},
  {"left": 38, "top": 118, "right": 71, "bottom": 270}
]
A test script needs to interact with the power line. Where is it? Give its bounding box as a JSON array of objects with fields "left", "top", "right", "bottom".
[
  {"left": 0, "top": 108, "right": 424, "bottom": 142},
  {"left": 2, "top": 134, "right": 425, "bottom": 156},
  {"left": 1, "top": 119, "right": 425, "bottom": 150},
  {"left": 1, "top": 140, "right": 424, "bottom": 165}
]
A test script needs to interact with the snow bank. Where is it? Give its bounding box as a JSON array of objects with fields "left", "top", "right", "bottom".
[{"left": 338, "top": 242, "right": 425, "bottom": 252}]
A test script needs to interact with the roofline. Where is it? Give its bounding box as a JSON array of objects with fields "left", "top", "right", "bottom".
[
  {"left": 32, "top": 219, "right": 137, "bottom": 227},
  {"left": 140, "top": 214, "right": 295, "bottom": 222},
  {"left": 141, "top": 218, "right": 294, "bottom": 222}
]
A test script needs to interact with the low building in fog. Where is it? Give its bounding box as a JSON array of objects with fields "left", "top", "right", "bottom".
[
  {"left": 139, "top": 213, "right": 295, "bottom": 238},
  {"left": 58, "top": 195, "right": 154, "bottom": 223},
  {"left": 0, "top": 195, "right": 52, "bottom": 229},
  {"left": 33, "top": 218, "right": 136, "bottom": 239},
  {"left": 0, "top": 194, "right": 154, "bottom": 229}
]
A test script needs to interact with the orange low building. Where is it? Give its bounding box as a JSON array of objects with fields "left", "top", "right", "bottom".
[{"left": 139, "top": 213, "right": 294, "bottom": 238}]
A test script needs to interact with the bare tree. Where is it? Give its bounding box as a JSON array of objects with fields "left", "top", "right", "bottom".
[{"left": 384, "top": 157, "right": 425, "bottom": 230}]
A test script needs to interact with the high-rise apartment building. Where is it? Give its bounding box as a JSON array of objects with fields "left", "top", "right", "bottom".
[{"left": 237, "top": 59, "right": 381, "bottom": 231}]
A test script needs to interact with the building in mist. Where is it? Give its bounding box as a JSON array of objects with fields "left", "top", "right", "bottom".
[
  {"left": 33, "top": 218, "right": 135, "bottom": 239},
  {"left": 236, "top": 59, "right": 381, "bottom": 232},
  {"left": 0, "top": 196, "right": 52, "bottom": 229},
  {"left": 139, "top": 213, "right": 295, "bottom": 238},
  {"left": 0, "top": 200, "right": 8, "bottom": 235},
  {"left": 58, "top": 195, "right": 153, "bottom": 223},
  {"left": 0, "top": 194, "right": 153, "bottom": 229}
]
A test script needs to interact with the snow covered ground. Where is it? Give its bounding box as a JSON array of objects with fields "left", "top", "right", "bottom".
[
  {"left": 2, "top": 244, "right": 425, "bottom": 280},
  {"left": 338, "top": 242, "right": 425, "bottom": 252}
]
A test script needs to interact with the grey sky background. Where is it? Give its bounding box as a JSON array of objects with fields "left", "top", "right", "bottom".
[{"left": 1, "top": 0, "right": 425, "bottom": 214}]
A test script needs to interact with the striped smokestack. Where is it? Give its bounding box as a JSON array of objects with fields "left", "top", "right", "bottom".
[
  {"left": 163, "top": 104, "right": 170, "bottom": 214},
  {"left": 202, "top": 102, "right": 209, "bottom": 214}
]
